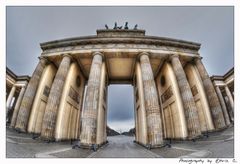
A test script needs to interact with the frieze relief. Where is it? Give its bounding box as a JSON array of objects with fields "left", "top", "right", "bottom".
[{"left": 42, "top": 43, "right": 197, "bottom": 56}]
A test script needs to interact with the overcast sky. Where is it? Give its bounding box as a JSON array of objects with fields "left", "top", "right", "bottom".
[{"left": 6, "top": 7, "right": 234, "bottom": 132}]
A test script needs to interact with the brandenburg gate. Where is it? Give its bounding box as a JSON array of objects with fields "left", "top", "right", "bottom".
[{"left": 8, "top": 27, "right": 232, "bottom": 149}]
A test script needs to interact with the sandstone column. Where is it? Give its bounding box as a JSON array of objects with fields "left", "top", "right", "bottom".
[
  {"left": 10, "top": 85, "right": 26, "bottom": 128},
  {"left": 6, "top": 85, "right": 16, "bottom": 123},
  {"left": 194, "top": 57, "right": 226, "bottom": 129},
  {"left": 41, "top": 54, "right": 72, "bottom": 140},
  {"left": 139, "top": 53, "right": 163, "bottom": 146},
  {"left": 6, "top": 85, "right": 16, "bottom": 111},
  {"left": 170, "top": 55, "right": 201, "bottom": 139},
  {"left": 136, "top": 62, "right": 148, "bottom": 144},
  {"left": 96, "top": 62, "right": 106, "bottom": 145},
  {"left": 80, "top": 52, "right": 103, "bottom": 146},
  {"left": 15, "top": 57, "right": 48, "bottom": 132},
  {"left": 225, "top": 85, "right": 234, "bottom": 112},
  {"left": 215, "top": 86, "right": 230, "bottom": 126}
]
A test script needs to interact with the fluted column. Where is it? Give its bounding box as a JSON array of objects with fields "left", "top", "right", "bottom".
[
  {"left": 215, "top": 86, "right": 230, "bottom": 126},
  {"left": 6, "top": 85, "right": 16, "bottom": 110},
  {"left": 41, "top": 54, "right": 72, "bottom": 140},
  {"left": 136, "top": 62, "right": 148, "bottom": 144},
  {"left": 96, "top": 62, "right": 106, "bottom": 144},
  {"left": 10, "top": 85, "right": 26, "bottom": 128},
  {"left": 139, "top": 53, "right": 163, "bottom": 146},
  {"left": 15, "top": 57, "right": 48, "bottom": 132},
  {"left": 80, "top": 52, "right": 103, "bottom": 145},
  {"left": 225, "top": 85, "right": 234, "bottom": 112},
  {"left": 194, "top": 57, "right": 226, "bottom": 129},
  {"left": 170, "top": 55, "right": 201, "bottom": 139}
]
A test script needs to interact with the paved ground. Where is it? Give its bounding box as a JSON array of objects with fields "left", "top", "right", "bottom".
[
  {"left": 88, "top": 135, "right": 160, "bottom": 158},
  {"left": 6, "top": 126, "right": 234, "bottom": 158},
  {"left": 161, "top": 126, "right": 234, "bottom": 158},
  {"left": 6, "top": 128, "right": 92, "bottom": 158}
]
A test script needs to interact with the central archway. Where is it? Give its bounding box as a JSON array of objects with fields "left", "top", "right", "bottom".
[{"left": 107, "top": 85, "right": 134, "bottom": 134}]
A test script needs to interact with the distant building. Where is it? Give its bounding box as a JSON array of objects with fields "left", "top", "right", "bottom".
[
  {"left": 6, "top": 67, "right": 30, "bottom": 125},
  {"left": 211, "top": 68, "right": 234, "bottom": 123}
]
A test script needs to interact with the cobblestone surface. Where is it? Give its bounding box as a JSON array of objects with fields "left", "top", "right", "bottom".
[
  {"left": 89, "top": 135, "right": 160, "bottom": 158},
  {"left": 51, "top": 149, "right": 93, "bottom": 158},
  {"left": 154, "top": 126, "right": 234, "bottom": 158},
  {"left": 6, "top": 128, "right": 92, "bottom": 158},
  {"left": 151, "top": 147, "right": 195, "bottom": 158},
  {"left": 6, "top": 126, "right": 234, "bottom": 158}
]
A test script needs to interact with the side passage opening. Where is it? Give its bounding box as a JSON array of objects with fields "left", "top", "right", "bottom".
[{"left": 107, "top": 85, "right": 135, "bottom": 144}]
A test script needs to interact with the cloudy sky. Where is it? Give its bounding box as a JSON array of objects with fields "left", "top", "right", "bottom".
[{"left": 7, "top": 6, "right": 234, "bottom": 132}]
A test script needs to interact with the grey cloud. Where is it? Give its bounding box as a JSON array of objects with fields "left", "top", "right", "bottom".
[
  {"left": 107, "top": 85, "right": 134, "bottom": 122},
  {"left": 7, "top": 6, "right": 233, "bottom": 76}
]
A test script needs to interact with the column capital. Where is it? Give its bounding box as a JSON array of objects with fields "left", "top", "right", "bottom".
[
  {"left": 22, "top": 85, "right": 27, "bottom": 89},
  {"left": 193, "top": 56, "right": 203, "bottom": 63},
  {"left": 38, "top": 56, "right": 49, "bottom": 64},
  {"left": 61, "top": 53, "right": 73, "bottom": 60},
  {"left": 137, "top": 52, "right": 150, "bottom": 61},
  {"left": 167, "top": 54, "right": 179, "bottom": 62},
  {"left": 92, "top": 51, "right": 104, "bottom": 60},
  {"left": 11, "top": 84, "right": 16, "bottom": 88},
  {"left": 224, "top": 84, "right": 229, "bottom": 88}
]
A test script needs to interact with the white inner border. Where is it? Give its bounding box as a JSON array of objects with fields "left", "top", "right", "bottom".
[{"left": 1, "top": 1, "right": 239, "bottom": 164}]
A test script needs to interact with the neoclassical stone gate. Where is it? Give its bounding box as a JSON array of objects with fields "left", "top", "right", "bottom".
[{"left": 8, "top": 28, "right": 233, "bottom": 149}]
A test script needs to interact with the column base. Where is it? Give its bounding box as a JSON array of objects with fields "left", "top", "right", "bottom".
[
  {"left": 8, "top": 125, "right": 15, "bottom": 129},
  {"left": 164, "top": 137, "right": 188, "bottom": 141},
  {"left": 30, "top": 133, "right": 41, "bottom": 140},
  {"left": 187, "top": 135, "right": 203, "bottom": 141},
  {"left": 15, "top": 127, "right": 27, "bottom": 133},
  {"left": 164, "top": 135, "right": 203, "bottom": 142},
  {"left": 134, "top": 140, "right": 166, "bottom": 149},
  {"left": 73, "top": 141, "right": 108, "bottom": 151},
  {"left": 209, "top": 125, "right": 229, "bottom": 133},
  {"left": 55, "top": 137, "right": 79, "bottom": 142},
  {"left": 40, "top": 136, "right": 55, "bottom": 142},
  {"left": 227, "top": 123, "right": 234, "bottom": 128}
]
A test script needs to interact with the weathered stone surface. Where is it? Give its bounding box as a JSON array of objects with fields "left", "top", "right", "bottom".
[
  {"left": 15, "top": 58, "right": 47, "bottom": 132},
  {"left": 215, "top": 86, "right": 230, "bottom": 126},
  {"left": 41, "top": 55, "right": 71, "bottom": 140},
  {"left": 224, "top": 86, "right": 234, "bottom": 113},
  {"left": 40, "top": 29, "right": 201, "bottom": 59},
  {"left": 10, "top": 86, "right": 26, "bottom": 128},
  {"left": 7, "top": 29, "right": 234, "bottom": 147},
  {"left": 194, "top": 58, "right": 226, "bottom": 129},
  {"left": 80, "top": 53, "right": 103, "bottom": 145},
  {"left": 27, "top": 64, "right": 57, "bottom": 134},
  {"left": 139, "top": 53, "right": 163, "bottom": 146},
  {"left": 97, "top": 29, "right": 146, "bottom": 37},
  {"left": 135, "top": 62, "right": 148, "bottom": 144},
  {"left": 171, "top": 55, "right": 201, "bottom": 139},
  {"left": 6, "top": 85, "right": 16, "bottom": 110}
]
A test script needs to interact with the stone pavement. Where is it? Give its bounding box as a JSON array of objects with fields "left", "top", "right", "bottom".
[
  {"left": 6, "top": 128, "right": 92, "bottom": 158},
  {"left": 87, "top": 135, "right": 160, "bottom": 158},
  {"left": 6, "top": 126, "right": 234, "bottom": 158},
  {"left": 151, "top": 126, "right": 234, "bottom": 158}
]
